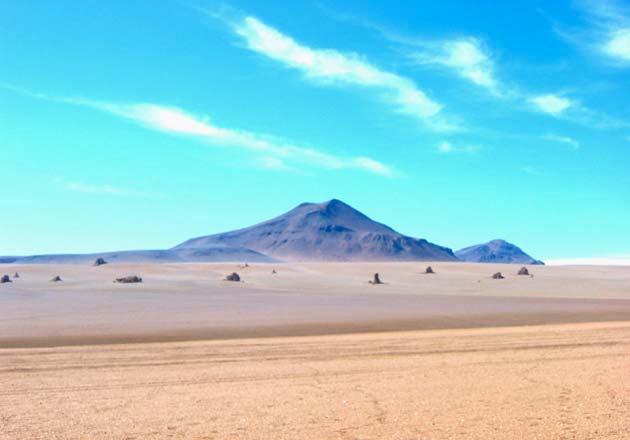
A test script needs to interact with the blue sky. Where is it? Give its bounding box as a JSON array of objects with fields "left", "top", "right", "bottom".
[{"left": 1, "top": 0, "right": 629, "bottom": 261}]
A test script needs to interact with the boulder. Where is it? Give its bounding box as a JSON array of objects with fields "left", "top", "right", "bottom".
[
  {"left": 272, "top": 269, "right": 277, "bottom": 274},
  {"left": 425, "top": 266, "right": 435, "bottom": 274},
  {"left": 114, "top": 275, "right": 142, "bottom": 283},
  {"left": 50, "top": 276, "right": 62, "bottom": 282},
  {"left": 517, "top": 267, "right": 529, "bottom": 276},
  {"left": 369, "top": 273, "right": 383, "bottom": 284},
  {"left": 492, "top": 272, "right": 504, "bottom": 279},
  {"left": 225, "top": 272, "right": 241, "bottom": 282},
  {"left": 0, "top": 275, "right": 11, "bottom": 283},
  {"left": 13, "top": 272, "right": 19, "bottom": 279},
  {"left": 94, "top": 257, "right": 107, "bottom": 266}
]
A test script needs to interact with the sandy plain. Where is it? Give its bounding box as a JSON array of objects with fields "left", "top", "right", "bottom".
[{"left": 1, "top": 262, "right": 629, "bottom": 439}]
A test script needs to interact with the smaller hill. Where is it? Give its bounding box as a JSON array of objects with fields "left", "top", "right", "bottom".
[{"left": 455, "top": 239, "right": 544, "bottom": 265}]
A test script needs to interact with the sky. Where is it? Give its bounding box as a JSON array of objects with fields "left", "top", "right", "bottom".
[{"left": 1, "top": 0, "right": 629, "bottom": 262}]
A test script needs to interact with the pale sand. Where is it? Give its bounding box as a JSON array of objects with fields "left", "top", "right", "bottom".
[
  {"left": 1, "top": 322, "right": 629, "bottom": 439},
  {"left": 1, "top": 262, "right": 630, "bottom": 438},
  {"left": 1, "top": 262, "right": 630, "bottom": 346}
]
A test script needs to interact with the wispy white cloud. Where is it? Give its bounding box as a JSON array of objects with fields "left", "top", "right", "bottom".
[
  {"left": 584, "top": 0, "right": 630, "bottom": 64},
  {"left": 553, "top": 0, "right": 630, "bottom": 65},
  {"left": 230, "top": 16, "right": 458, "bottom": 131},
  {"left": 603, "top": 28, "right": 630, "bottom": 61},
  {"left": 57, "top": 179, "right": 158, "bottom": 197},
  {"left": 529, "top": 94, "right": 573, "bottom": 116},
  {"left": 543, "top": 133, "right": 581, "bottom": 150},
  {"left": 437, "top": 141, "right": 480, "bottom": 154},
  {"left": 37, "top": 93, "right": 394, "bottom": 177},
  {"left": 409, "top": 38, "right": 499, "bottom": 94}
]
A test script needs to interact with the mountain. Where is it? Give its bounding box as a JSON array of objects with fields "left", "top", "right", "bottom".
[
  {"left": 175, "top": 199, "right": 457, "bottom": 262},
  {"left": 1, "top": 246, "right": 275, "bottom": 265},
  {"left": 455, "top": 239, "right": 544, "bottom": 265}
]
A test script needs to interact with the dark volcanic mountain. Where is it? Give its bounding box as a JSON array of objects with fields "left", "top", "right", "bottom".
[
  {"left": 455, "top": 239, "right": 544, "bottom": 265},
  {"left": 175, "top": 199, "right": 457, "bottom": 262}
]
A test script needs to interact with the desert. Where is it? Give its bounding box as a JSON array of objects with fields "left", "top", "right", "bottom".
[
  {"left": 4, "top": 0, "right": 630, "bottom": 437},
  {"left": 1, "top": 262, "right": 630, "bottom": 439}
]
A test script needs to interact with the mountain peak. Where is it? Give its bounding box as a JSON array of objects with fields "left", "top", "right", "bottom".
[{"left": 175, "top": 199, "right": 457, "bottom": 262}]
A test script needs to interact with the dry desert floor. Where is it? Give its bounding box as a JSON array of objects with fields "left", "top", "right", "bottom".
[{"left": 1, "top": 262, "right": 630, "bottom": 439}]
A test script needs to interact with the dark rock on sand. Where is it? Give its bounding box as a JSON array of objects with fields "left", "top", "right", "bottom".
[
  {"left": 517, "top": 267, "right": 530, "bottom": 276},
  {"left": 13, "top": 272, "right": 19, "bottom": 279},
  {"left": 225, "top": 272, "right": 241, "bottom": 282},
  {"left": 114, "top": 275, "right": 143, "bottom": 283},
  {"left": 1, "top": 275, "right": 11, "bottom": 283},
  {"left": 369, "top": 273, "right": 383, "bottom": 284},
  {"left": 425, "top": 266, "right": 435, "bottom": 274},
  {"left": 492, "top": 272, "right": 505, "bottom": 279},
  {"left": 94, "top": 257, "right": 108, "bottom": 266},
  {"left": 50, "top": 276, "right": 62, "bottom": 282}
]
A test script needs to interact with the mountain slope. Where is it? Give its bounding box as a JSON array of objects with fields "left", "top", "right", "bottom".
[
  {"left": 1, "top": 246, "right": 275, "bottom": 265},
  {"left": 175, "top": 199, "right": 457, "bottom": 262},
  {"left": 455, "top": 239, "right": 544, "bottom": 265}
]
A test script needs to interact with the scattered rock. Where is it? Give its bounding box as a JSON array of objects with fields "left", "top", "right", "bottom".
[
  {"left": 272, "top": 269, "right": 277, "bottom": 274},
  {"left": 1, "top": 275, "right": 11, "bottom": 283},
  {"left": 424, "top": 266, "right": 435, "bottom": 274},
  {"left": 94, "top": 257, "right": 108, "bottom": 266},
  {"left": 492, "top": 272, "right": 504, "bottom": 279},
  {"left": 114, "top": 275, "right": 142, "bottom": 283},
  {"left": 50, "top": 276, "right": 62, "bottom": 282},
  {"left": 13, "top": 272, "right": 19, "bottom": 279},
  {"left": 517, "top": 267, "right": 529, "bottom": 276},
  {"left": 369, "top": 273, "right": 383, "bottom": 284},
  {"left": 225, "top": 272, "right": 241, "bottom": 282}
]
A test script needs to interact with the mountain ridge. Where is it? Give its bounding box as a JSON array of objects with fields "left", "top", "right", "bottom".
[
  {"left": 2, "top": 200, "right": 542, "bottom": 265},
  {"left": 175, "top": 199, "right": 457, "bottom": 262}
]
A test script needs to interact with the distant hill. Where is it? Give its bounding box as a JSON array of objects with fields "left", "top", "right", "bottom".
[
  {"left": 1, "top": 246, "right": 275, "bottom": 265},
  {"left": 175, "top": 199, "right": 457, "bottom": 262},
  {"left": 455, "top": 239, "right": 544, "bottom": 265}
]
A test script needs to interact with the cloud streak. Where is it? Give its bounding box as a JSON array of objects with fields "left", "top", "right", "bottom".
[
  {"left": 56, "top": 179, "right": 159, "bottom": 197},
  {"left": 43, "top": 94, "right": 394, "bottom": 177},
  {"left": 554, "top": 0, "right": 630, "bottom": 65},
  {"left": 230, "top": 16, "right": 457, "bottom": 131},
  {"left": 436, "top": 141, "right": 480, "bottom": 154},
  {"left": 409, "top": 38, "right": 499, "bottom": 94},
  {"left": 529, "top": 94, "right": 573, "bottom": 116},
  {"left": 543, "top": 134, "right": 581, "bottom": 150}
]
